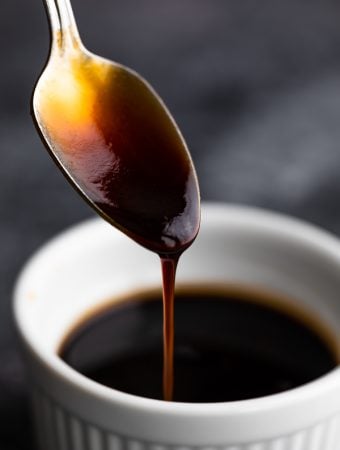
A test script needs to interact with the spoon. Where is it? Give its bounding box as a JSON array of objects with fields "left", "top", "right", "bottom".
[{"left": 32, "top": 0, "right": 200, "bottom": 256}]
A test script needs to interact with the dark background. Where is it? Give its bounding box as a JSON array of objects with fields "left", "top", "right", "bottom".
[{"left": 2, "top": 1, "right": 340, "bottom": 448}]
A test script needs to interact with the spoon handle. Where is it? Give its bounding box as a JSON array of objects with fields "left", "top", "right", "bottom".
[{"left": 43, "top": 0, "right": 82, "bottom": 54}]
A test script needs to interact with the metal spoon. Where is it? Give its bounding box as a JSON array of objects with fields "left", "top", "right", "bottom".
[{"left": 32, "top": 0, "right": 200, "bottom": 255}]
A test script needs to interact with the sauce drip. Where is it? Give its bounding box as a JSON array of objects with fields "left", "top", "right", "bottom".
[{"left": 34, "top": 49, "right": 200, "bottom": 400}]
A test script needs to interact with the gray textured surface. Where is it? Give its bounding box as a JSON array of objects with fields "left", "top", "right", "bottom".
[{"left": 2, "top": 1, "right": 340, "bottom": 448}]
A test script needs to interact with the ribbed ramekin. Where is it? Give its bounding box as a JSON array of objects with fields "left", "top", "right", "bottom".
[{"left": 14, "top": 203, "right": 340, "bottom": 449}]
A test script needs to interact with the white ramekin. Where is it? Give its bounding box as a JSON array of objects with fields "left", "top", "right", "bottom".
[{"left": 14, "top": 203, "right": 340, "bottom": 450}]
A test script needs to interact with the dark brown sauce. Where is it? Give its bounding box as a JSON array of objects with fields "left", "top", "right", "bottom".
[
  {"left": 59, "top": 285, "right": 338, "bottom": 403},
  {"left": 161, "top": 257, "right": 178, "bottom": 400},
  {"left": 36, "top": 56, "right": 200, "bottom": 254},
  {"left": 35, "top": 53, "right": 200, "bottom": 400}
]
